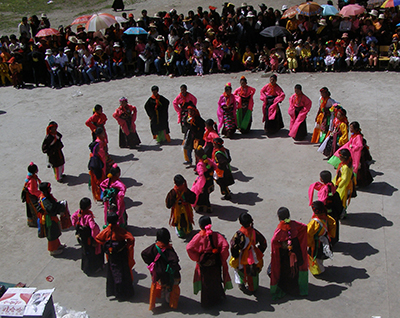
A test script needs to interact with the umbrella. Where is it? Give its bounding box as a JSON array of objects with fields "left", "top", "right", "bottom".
[
  {"left": 367, "top": 0, "right": 385, "bottom": 8},
  {"left": 123, "top": 27, "right": 148, "bottom": 35},
  {"left": 339, "top": 4, "right": 365, "bottom": 16},
  {"left": 35, "top": 28, "right": 60, "bottom": 37},
  {"left": 381, "top": 0, "right": 400, "bottom": 7},
  {"left": 71, "top": 15, "right": 92, "bottom": 25},
  {"left": 296, "top": 2, "right": 323, "bottom": 16},
  {"left": 115, "top": 16, "right": 128, "bottom": 23},
  {"left": 85, "top": 13, "right": 117, "bottom": 32},
  {"left": 281, "top": 5, "right": 299, "bottom": 19},
  {"left": 260, "top": 26, "right": 291, "bottom": 38},
  {"left": 321, "top": 4, "right": 339, "bottom": 16}
]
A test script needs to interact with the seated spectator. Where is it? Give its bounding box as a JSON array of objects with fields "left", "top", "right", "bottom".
[
  {"left": 368, "top": 41, "right": 378, "bottom": 70},
  {"left": 154, "top": 35, "right": 166, "bottom": 75},
  {"left": 0, "top": 58, "right": 12, "bottom": 86},
  {"left": 175, "top": 43, "right": 187, "bottom": 76},
  {"left": 93, "top": 45, "right": 110, "bottom": 80},
  {"left": 300, "top": 41, "right": 312, "bottom": 72},
  {"left": 55, "top": 47, "right": 69, "bottom": 87},
  {"left": 345, "top": 39, "right": 358, "bottom": 69},
  {"left": 71, "top": 50, "right": 83, "bottom": 85},
  {"left": 242, "top": 45, "right": 255, "bottom": 70},
  {"left": 357, "top": 37, "right": 369, "bottom": 69},
  {"left": 165, "top": 45, "right": 176, "bottom": 77},
  {"left": 9, "top": 57, "right": 23, "bottom": 89},
  {"left": 286, "top": 41, "right": 298, "bottom": 73},
  {"left": 324, "top": 40, "right": 336, "bottom": 71},
  {"left": 112, "top": 42, "right": 124, "bottom": 77},
  {"left": 8, "top": 34, "right": 21, "bottom": 53},
  {"left": 388, "top": 36, "right": 400, "bottom": 70},
  {"left": 82, "top": 48, "right": 97, "bottom": 83},
  {"left": 366, "top": 30, "right": 378, "bottom": 46},
  {"left": 193, "top": 42, "right": 203, "bottom": 76}
]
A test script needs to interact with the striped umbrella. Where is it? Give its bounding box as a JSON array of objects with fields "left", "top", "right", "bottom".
[
  {"left": 85, "top": 13, "right": 117, "bottom": 32},
  {"left": 296, "top": 2, "right": 323, "bottom": 16},
  {"left": 367, "top": 0, "right": 385, "bottom": 8},
  {"left": 381, "top": 0, "right": 400, "bottom": 7},
  {"left": 281, "top": 5, "right": 299, "bottom": 19},
  {"left": 71, "top": 15, "right": 93, "bottom": 25},
  {"left": 35, "top": 28, "right": 60, "bottom": 37}
]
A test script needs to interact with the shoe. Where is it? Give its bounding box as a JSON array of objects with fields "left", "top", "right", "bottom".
[
  {"left": 183, "top": 161, "right": 192, "bottom": 165},
  {"left": 50, "top": 249, "right": 63, "bottom": 256},
  {"left": 58, "top": 243, "right": 66, "bottom": 250}
]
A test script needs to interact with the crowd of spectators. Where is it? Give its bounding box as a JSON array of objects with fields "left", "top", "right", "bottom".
[{"left": 1, "top": 1, "right": 400, "bottom": 88}]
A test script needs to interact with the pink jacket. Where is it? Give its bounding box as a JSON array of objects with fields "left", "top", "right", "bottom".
[
  {"left": 233, "top": 85, "right": 256, "bottom": 111},
  {"left": 260, "top": 83, "right": 285, "bottom": 122},
  {"left": 71, "top": 209, "right": 102, "bottom": 254},
  {"left": 288, "top": 93, "right": 312, "bottom": 138},
  {"left": 173, "top": 92, "right": 197, "bottom": 124},
  {"left": 113, "top": 104, "right": 137, "bottom": 135},
  {"left": 217, "top": 93, "right": 238, "bottom": 133}
]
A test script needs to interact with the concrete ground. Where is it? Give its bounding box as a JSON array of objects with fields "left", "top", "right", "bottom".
[{"left": 0, "top": 70, "right": 398, "bottom": 317}]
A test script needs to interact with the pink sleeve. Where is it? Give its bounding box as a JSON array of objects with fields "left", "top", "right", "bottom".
[
  {"left": 217, "top": 95, "right": 224, "bottom": 132},
  {"left": 27, "top": 179, "right": 42, "bottom": 198},
  {"left": 317, "top": 185, "right": 329, "bottom": 205},
  {"left": 189, "top": 93, "right": 197, "bottom": 106},
  {"left": 173, "top": 95, "right": 182, "bottom": 123},
  {"left": 71, "top": 210, "right": 80, "bottom": 227},
  {"left": 113, "top": 108, "right": 130, "bottom": 135},
  {"left": 130, "top": 105, "right": 137, "bottom": 132},
  {"left": 288, "top": 95, "right": 295, "bottom": 117},
  {"left": 260, "top": 85, "right": 267, "bottom": 102},
  {"left": 351, "top": 135, "right": 363, "bottom": 173},
  {"left": 186, "top": 234, "right": 201, "bottom": 262}
]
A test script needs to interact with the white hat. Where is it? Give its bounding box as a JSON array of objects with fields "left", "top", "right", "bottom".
[
  {"left": 319, "top": 18, "right": 327, "bottom": 26},
  {"left": 246, "top": 12, "right": 255, "bottom": 18},
  {"left": 113, "top": 43, "right": 120, "bottom": 48},
  {"left": 41, "top": 13, "right": 47, "bottom": 19},
  {"left": 64, "top": 47, "right": 71, "bottom": 53},
  {"left": 378, "top": 13, "right": 385, "bottom": 19},
  {"left": 241, "top": 2, "right": 247, "bottom": 7},
  {"left": 370, "top": 9, "right": 378, "bottom": 17},
  {"left": 282, "top": 5, "right": 288, "bottom": 11},
  {"left": 95, "top": 45, "right": 102, "bottom": 51},
  {"left": 45, "top": 48, "right": 52, "bottom": 55}
]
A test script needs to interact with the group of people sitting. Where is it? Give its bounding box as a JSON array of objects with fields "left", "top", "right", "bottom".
[{"left": 1, "top": 2, "right": 400, "bottom": 87}]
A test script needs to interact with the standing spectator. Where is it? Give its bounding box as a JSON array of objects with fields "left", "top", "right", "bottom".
[
  {"left": 38, "top": 13, "right": 51, "bottom": 31},
  {"left": 44, "top": 49, "right": 58, "bottom": 88},
  {"left": 29, "top": 15, "right": 40, "bottom": 37},
  {"left": 55, "top": 47, "right": 68, "bottom": 87},
  {"left": 18, "top": 17, "right": 31, "bottom": 38}
]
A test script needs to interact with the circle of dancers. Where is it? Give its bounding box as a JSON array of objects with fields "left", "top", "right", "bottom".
[{"left": 21, "top": 75, "right": 374, "bottom": 309}]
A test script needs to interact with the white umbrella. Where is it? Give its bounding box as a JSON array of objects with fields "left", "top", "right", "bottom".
[
  {"left": 85, "top": 13, "right": 117, "bottom": 32},
  {"left": 115, "top": 16, "right": 128, "bottom": 24}
]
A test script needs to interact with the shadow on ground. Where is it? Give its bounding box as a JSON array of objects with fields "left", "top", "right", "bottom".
[
  {"left": 125, "top": 197, "right": 142, "bottom": 210},
  {"left": 315, "top": 265, "right": 369, "bottom": 285},
  {"left": 232, "top": 171, "right": 253, "bottom": 182},
  {"left": 126, "top": 225, "right": 158, "bottom": 237},
  {"left": 112, "top": 153, "right": 138, "bottom": 164},
  {"left": 229, "top": 192, "right": 263, "bottom": 206},
  {"left": 334, "top": 241, "right": 379, "bottom": 260},
  {"left": 120, "top": 177, "right": 143, "bottom": 188},
  {"left": 209, "top": 203, "right": 248, "bottom": 222},
  {"left": 341, "top": 212, "right": 393, "bottom": 229},
  {"left": 64, "top": 173, "right": 90, "bottom": 186},
  {"left": 357, "top": 181, "right": 398, "bottom": 196},
  {"left": 266, "top": 128, "right": 290, "bottom": 139}
]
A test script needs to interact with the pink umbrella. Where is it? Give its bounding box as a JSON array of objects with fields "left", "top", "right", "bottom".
[
  {"left": 71, "top": 15, "right": 93, "bottom": 25},
  {"left": 339, "top": 4, "right": 365, "bottom": 17},
  {"left": 85, "top": 13, "right": 117, "bottom": 32},
  {"left": 35, "top": 28, "right": 60, "bottom": 37}
]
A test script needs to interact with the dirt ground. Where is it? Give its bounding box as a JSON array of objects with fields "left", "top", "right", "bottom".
[{"left": 1, "top": 1, "right": 399, "bottom": 317}]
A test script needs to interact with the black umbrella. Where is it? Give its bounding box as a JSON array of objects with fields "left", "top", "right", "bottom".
[{"left": 260, "top": 26, "right": 291, "bottom": 38}]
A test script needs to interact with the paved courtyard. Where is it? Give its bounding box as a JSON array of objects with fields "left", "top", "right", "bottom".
[{"left": 0, "top": 71, "right": 398, "bottom": 317}]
